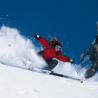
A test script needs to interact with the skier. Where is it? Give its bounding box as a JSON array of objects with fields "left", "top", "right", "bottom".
[{"left": 34, "top": 34, "right": 73, "bottom": 70}]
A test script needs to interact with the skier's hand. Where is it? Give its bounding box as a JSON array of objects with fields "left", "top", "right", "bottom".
[
  {"left": 34, "top": 34, "right": 40, "bottom": 39},
  {"left": 69, "top": 59, "right": 74, "bottom": 64}
]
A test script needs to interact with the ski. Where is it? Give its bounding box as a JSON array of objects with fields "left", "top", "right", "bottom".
[
  {"left": 49, "top": 72, "right": 81, "bottom": 82},
  {"left": 33, "top": 68, "right": 82, "bottom": 82}
]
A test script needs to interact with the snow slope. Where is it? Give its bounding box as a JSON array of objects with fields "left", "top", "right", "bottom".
[
  {"left": 0, "top": 26, "right": 98, "bottom": 98},
  {"left": 0, "top": 63, "right": 98, "bottom": 98}
]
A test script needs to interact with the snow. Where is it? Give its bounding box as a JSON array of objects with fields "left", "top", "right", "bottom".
[
  {"left": 0, "top": 63, "right": 98, "bottom": 98},
  {"left": 0, "top": 26, "right": 46, "bottom": 69},
  {"left": 53, "top": 61, "right": 79, "bottom": 78},
  {"left": 0, "top": 26, "right": 98, "bottom": 98}
]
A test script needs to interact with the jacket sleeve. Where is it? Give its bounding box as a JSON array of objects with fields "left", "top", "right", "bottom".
[
  {"left": 34, "top": 34, "right": 50, "bottom": 49},
  {"left": 55, "top": 54, "right": 70, "bottom": 62}
]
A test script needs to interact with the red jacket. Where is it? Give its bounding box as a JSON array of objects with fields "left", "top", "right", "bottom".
[{"left": 35, "top": 35, "right": 70, "bottom": 62}]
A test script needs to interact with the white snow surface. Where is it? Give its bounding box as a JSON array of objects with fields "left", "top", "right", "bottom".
[
  {"left": 0, "top": 26, "right": 98, "bottom": 98},
  {"left": 0, "top": 63, "right": 98, "bottom": 98}
]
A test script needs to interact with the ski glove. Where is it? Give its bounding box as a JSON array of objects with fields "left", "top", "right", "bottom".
[
  {"left": 69, "top": 59, "right": 74, "bottom": 64},
  {"left": 34, "top": 34, "right": 40, "bottom": 39}
]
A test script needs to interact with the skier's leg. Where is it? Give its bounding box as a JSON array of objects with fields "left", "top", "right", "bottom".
[{"left": 46, "top": 59, "right": 58, "bottom": 71}]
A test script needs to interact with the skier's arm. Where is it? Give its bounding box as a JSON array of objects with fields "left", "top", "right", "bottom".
[
  {"left": 34, "top": 34, "right": 50, "bottom": 49},
  {"left": 55, "top": 54, "right": 71, "bottom": 62}
]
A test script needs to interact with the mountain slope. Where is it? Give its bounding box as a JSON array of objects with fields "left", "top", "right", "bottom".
[{"left": 0, "top": 63, "right": 98, "bottom": 98}]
